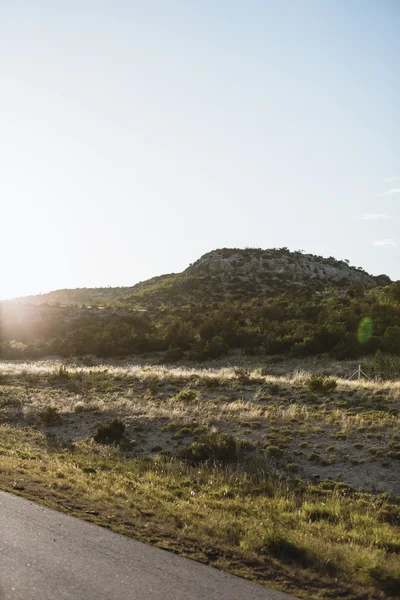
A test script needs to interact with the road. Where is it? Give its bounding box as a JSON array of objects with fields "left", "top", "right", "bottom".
[{"left": 0, "top": 491, "right": 298, "bottom": 600}]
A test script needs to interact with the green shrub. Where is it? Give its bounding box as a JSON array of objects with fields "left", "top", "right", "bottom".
[
  {"left": 387, "top": 451, "right": 400, "bottom": 460},
  {"left": 204, "top": 377, "right": 224, "bottom": 389},
  {"left": 367, "top": 350, "right": 400, "bottom": 380},
  {"left": 234, "top": 367, "right": 251, "bottom": 383},
  {"left": 305, "top": 506, "right": 339, "bottom": 524},
  {"left": 307, "top": 375, "right": 337, "bottom": 394},
  {"left": 172, "top": 388, "right": 199, "bottom": 403},
  {"left": 285, "top": 463, "right": 298, "bottom": 472},
  {"left": 379, "top": 505, "right": 400, "bottom": 525},
  {"left": 308, "top": 452, "right": 321, "bottom": 463},
  {"left": 49, "top": 365, "right": 72, "bottom": 382},
  {"left": 93, "top": 419, "right": 126, "bottom": 445},
  {"left": 204, "top": 336, "right": 227, "bottom": 359},
  {"left": 0, "top": 372, "right": 10, "bottom": 384},
  {"left": 0, "top": 394, "right": 21, "bottom": 407},
  {"left": 38, "top": 406, "right": 61, "bottom": 426},
  {"left": 163, "top": 347, "right": 184, "bottom": 363},
  {"left": 179, "top": 432, "right": 249, "bottom": 464},
  {"left": 266, "top": 445, "right": 283, "bottom": 457}
]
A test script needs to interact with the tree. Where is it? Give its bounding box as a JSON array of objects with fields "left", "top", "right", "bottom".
[
  {"left": 383, "top": 325, "right": 400, "bottom": 354},
  {"left": 389, "top": 282, "right": 400, "bottom": 303}
]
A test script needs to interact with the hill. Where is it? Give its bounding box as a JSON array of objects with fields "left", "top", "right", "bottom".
[
  {"left": 11, "top": 247, "right": 390, "bottom": 309},
  {"left": 1, "top": 247, "right": 399, "bottom": 365}
]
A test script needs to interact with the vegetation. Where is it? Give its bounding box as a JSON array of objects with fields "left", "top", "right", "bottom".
[
  {"left": 1, "top": 423, "right": 399, "bottom": 600},
  {"left": 178, "top": 432, "right": 251, "bottom": 464},
  {"left": 1, "top": 248, "right": 398, "bottom": 363},
  {"left": 0, "top": 361, "right": 399, "bottom": 599},
  {"left": 93, "top": 419, "right": 126, "bottom": 445},
  {"left": 1, "top": 280, "right": 400, "bottom": 364},
  {"left": 307, "top": 375, "right": 337, "bottom": 394}
]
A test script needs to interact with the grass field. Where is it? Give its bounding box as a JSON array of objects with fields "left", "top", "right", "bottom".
[{"left": 0, "top": 359, "right": 399, "bottom": 599}]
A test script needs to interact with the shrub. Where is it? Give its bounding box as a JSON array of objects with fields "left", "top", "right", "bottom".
[
  {"left": 368, "top": 350, "right": 400, "bottom": 380},
  {"left": 308, "top": 452, "right": 321, "bottom": 463},
  {"left": 285, "top": 463, "right": 298, "bottom": 472},
  {"left": 234, "top": 367, "right": 251, "bottom": 383},
  {"left": 38, "top": 406, "right": 61, "bottom": 426},
  {"left": 379, "top": 505, "right": 400, "bottom": 525},
  {"left": 179, "top": 432, "right": 249, "bottom": 464},
  {"left": 269, "top": 383, "right": 280, "bottom": 394},
  {"left": 387, "top": 451, "right": 400, "bottom": 460},
  {"left": 307, "top": 375, "right": 337, "bottom": 394},
  {"left": 0, "top": 394, "right": 21, "bottom": 408},
  {"left": 204, "top": 377, "right": 224, "bottom": 389},
  {"left": 163, "top": 347, "right": 184, "bottom": 363},
  {"left": 0, "top": 372, "right": 10, "bottom": 384},
  {"left": 172, "top": 388, "right": 199, "bottom": 403},
  {"left": 93, "top": 419, "right": 126, "bottom": 445},
  {"left": 265, "top": 445, "right": 283, "bottom": 457},
  {"left": 49, "top": 365, "right": 72, "bottom": 382},
  {"left": 305, "top": 505, "right": 339, "bottom": 524},
  {"left": 203, "top": 336, "right": 228, "bottom": 359}
]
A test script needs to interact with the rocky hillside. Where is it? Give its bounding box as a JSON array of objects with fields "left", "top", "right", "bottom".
[
  {"left": 1, "top": 248, "right": 398, "bottom": 363},
  {"left": 185, "top": 248, "right": 379, "bottom": 285},
  {"left": 121, "top": 247, "right": 388, "bottom": 308},
  {"left": 8, "top": 247, "right": 390, "bottom": 309}
]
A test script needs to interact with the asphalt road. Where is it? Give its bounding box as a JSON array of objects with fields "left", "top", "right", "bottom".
[{"left": 0, "top": 491, "right": 298, "bottom": 600}]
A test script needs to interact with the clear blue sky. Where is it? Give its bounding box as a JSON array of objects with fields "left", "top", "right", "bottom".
[{"left": 1, "top": 0, "right": 399, "bottom": 299}]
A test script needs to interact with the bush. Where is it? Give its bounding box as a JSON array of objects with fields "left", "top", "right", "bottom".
[
  {"left": 234, "top": 367, "right": 251, "bottom": 383},
  {"left": 307, "top": 375, "right": 337, "bottom": 394},
  {"left": 204, "top": 336, "right": 227, "bottom": 359},
  {"left": 0, "top": 372, "right": 10, "bottom": 384},
  {"left": 179, "top": 432, "right": 248, "bottom": 464},
  {"left": 266, "top": 445, "right": 283, "bottom": 457},
  {"left": 163, "top": 347, "right": 184, "bottom": 363},
  {"left": 38, "top": 406, "right": 61, "bottom": 426},
  {"left": 305, "top": 506, "right": 339, "bottom": 524},
  {"left": 93, "top": 419, "right": 126, "bottom": 444},
  {"left": 49, "top": 365, "right": 72, "bottom": 382},
  {"left": 368, "top": 350, "right": 400, "bottom": 380},
  {"left": 172, "top": 388, "right": 199, "bottom": 403}
]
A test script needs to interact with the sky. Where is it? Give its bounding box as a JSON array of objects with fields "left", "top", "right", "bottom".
[{"left": 1, "top": 0, "right": 399, "bottom": 299}]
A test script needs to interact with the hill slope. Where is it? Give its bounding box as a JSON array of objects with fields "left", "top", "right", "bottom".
[
  {"left": 12, "top": 248, "right": 390, "bottom": 309},
  {"left": 2, "top": 248, "right": 398, "bottom": 364}
]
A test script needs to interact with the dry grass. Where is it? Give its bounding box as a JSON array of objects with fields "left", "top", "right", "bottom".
[
  {"left": 0, "top": 359, "right": 399, "bottom": 599},
  {"left": 1, "top": 425, "right": 399, "bottom": 600},
  {"left": 0, "top": 360, "right": 399, "bottom": 493}
]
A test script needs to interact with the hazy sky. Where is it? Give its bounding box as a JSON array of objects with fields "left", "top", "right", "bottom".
[{"left": 1, "top": 1, "right": 399, "bottom": 299}]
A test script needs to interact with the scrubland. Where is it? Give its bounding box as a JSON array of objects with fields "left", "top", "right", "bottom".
[{"left": 0, "top": 359, "right": 399, "bottom": 599}]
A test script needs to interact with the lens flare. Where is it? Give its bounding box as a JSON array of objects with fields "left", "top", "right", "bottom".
[{"left": 358, "top": 317, "right": 373, "bottom": 344}]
